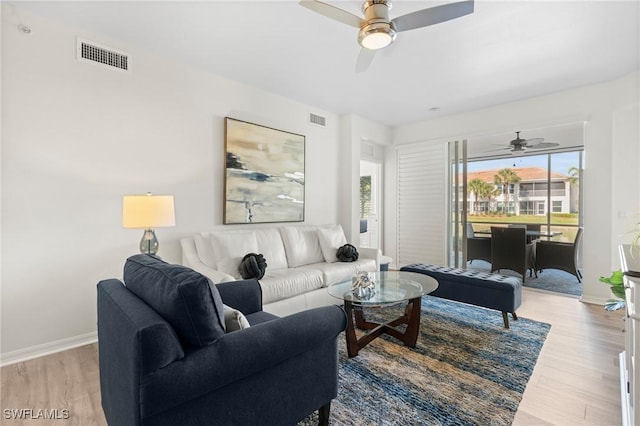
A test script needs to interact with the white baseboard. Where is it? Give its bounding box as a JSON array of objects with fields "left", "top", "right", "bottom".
[
  {"left": 579, "top": 294, "right": 608, "bottom": 305},
  {"left": 0, "top": 331, "right": 98, "bottom": 367}
]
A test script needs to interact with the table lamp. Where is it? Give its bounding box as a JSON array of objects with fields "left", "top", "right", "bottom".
[{"left": 122, "top": 193, "right": 175, "bottom": 255}]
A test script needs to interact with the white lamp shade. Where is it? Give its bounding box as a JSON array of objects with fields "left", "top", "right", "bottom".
[{"left": 122, "top": 195, "right": 176, "bottom": 229}]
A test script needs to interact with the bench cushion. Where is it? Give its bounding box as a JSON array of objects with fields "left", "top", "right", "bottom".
[{"left": 400, "top": 263, "right": 522, "bottom": 314}]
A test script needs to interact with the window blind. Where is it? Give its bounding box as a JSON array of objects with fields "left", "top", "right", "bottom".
[{"left": 396, "top": 143, "right": 447, "bottom": 266}]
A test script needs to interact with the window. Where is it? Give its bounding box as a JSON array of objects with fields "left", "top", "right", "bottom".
[
  {"left": 497, "top": 201, "right": 515, "bottom": 214},
  {"left": 520, "top": 201, "right": 535, "bottom": 215},
  {"left": 552, "top": 200, "right": 563, "bottom": 213},
  {"left": 360, "top": 175, "right": 372, "bottom": 218}
]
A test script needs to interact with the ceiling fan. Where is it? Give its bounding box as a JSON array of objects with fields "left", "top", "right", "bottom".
[
  {"left": 299, "top": 0, "right": 475, "bottom": 72},
  {"left": 493, "top": 131, "right": 560, "bottom": 153}
]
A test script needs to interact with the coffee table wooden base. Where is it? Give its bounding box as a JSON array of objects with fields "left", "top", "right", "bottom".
[{"left": 343, "top": 297, "right": 422, "bottom": 357}]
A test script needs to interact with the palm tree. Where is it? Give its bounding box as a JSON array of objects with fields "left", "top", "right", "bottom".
[
  {"left": 468, "top": 178, "right": 485, "bottom": 214},
  {"left": 494, "top": 168, "right": 521, "bottom": 214},
  {"left": 479, "top": 182, "right": 499, "bottom": 213}
]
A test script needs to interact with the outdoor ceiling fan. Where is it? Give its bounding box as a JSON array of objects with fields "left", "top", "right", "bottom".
[
  {"left": 299, "top": 0, "right": 475, "bottom": 72},
  {"left": 488, "top": 131, "right": 560, "bottom": 153}
]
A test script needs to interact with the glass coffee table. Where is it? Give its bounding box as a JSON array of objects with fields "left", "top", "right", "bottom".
[{"left": 328, "top": 271, "right": 438, "bottom": 357}]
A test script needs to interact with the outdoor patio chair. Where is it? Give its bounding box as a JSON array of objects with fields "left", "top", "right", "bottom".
[
  {"left": 526, "top": 224, "right": 541, "bottom": 242},
  {"left": 466, "top": 223, "right": 492, "bottom": 264},
  {"left": 536, "top": 227, "right": 583, "bottom": 282},
  {"left": 491, "top": 226, "right": 536, "bottom": 282}
]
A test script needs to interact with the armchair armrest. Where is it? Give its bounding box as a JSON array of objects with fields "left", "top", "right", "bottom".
[
  {"left": 139, "top": 305, "right": 347, "bottom": 419},
  {"left": 215, "top": 279, "right": 262, "bottom": 315}
]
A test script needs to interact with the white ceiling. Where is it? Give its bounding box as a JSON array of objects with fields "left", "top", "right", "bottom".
[{"left": 11, "top": 0, "right": 640, "bottom": 127}]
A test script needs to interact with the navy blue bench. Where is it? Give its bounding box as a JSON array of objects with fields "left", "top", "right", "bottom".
[{"left": 400, "top": 264, "right": 522, "bottom": 328}]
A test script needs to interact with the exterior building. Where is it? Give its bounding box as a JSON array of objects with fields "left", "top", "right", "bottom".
[{"left": 465, "top": 167, "right": 573, "bottom": 216}]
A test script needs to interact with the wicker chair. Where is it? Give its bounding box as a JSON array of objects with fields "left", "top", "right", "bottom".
[
  {"left": 536, "top": 227, "right": 583, "bottom": 282},
  {"left": 490, "top": 227, "right": 536, "bottom": 282},
  {"left": 466, "top": 223, "right": 492, "bottom": 264}
]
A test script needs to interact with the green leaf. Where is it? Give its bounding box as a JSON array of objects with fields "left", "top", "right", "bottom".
[
  {"left": 611, "top": 286, "right": 626, "bottom": 299},
  {"left": 600, "top": 270, "right": 624, "bottom": 286},
  {"left": 609, "top": 270, "right": 625, "bottom": 286}
]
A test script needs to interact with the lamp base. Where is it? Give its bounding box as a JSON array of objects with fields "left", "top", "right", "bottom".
[{"left": 140, "top": 229, "right": 159, "bottom": 255}]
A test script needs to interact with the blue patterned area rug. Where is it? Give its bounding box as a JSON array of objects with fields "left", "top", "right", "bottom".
[{"left": 299, "top": 297, "right": 551, "bottom": 426}]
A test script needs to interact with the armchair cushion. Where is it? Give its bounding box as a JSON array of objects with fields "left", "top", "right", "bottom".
[{"left": 124, "top": 254, "right": 226, "bottom": 348}]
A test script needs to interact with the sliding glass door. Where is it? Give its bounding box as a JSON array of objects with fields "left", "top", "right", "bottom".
[
  {"left": 447, "top": 140, "right": 467, "bottom": 268},
  {"left": 464, "top": 151, "right": 583, "bottom": 241}
]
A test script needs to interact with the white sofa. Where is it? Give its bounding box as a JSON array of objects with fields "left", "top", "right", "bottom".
[{"left": 181, "top": 224, "right": 381, "bottom": 316}]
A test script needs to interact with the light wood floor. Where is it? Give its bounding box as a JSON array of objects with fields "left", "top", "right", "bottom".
[{"left": 0, "top": 288, "right": 625, "bottom": 426}]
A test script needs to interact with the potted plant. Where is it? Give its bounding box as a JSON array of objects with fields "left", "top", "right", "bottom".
[{"left": 600, "top": 270, "right": 626, "bottom": 311}]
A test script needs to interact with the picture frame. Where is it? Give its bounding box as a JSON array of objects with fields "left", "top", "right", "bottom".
[{"left": 224, "top": 117, "right": 305, "bottom": 224}]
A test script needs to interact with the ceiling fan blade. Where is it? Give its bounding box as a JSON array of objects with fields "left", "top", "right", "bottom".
[
  {"left": 528, "top": 142, "right": 560, "bottom": 150},
  {"left": 392, "top": 0, "right": 474, "bottom": 32},
  {"left": 523, "top": 137, "right": 544, "bottom": 145},
  {"left": 299, "top": 0, "right": 362, "bottom": 28},
  {"left": 356, "top": 48, "right": 376, "bottom": 73}
]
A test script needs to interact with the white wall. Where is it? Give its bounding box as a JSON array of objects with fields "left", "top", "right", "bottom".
[
  {"left": 0, "top": 7, "right": 346, "bottom": 362},
  {"left": 388, "top": 71, "right": 640, "bottom": 304}
]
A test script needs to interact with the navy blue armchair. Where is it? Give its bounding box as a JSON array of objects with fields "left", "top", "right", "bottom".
[{"left": 97, "top": 254, "right": 346, "bottom": 426}]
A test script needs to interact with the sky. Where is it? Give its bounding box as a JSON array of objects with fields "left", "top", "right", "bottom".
[{"left": 467, "top": 151, "right": 581, "bottom": 176}]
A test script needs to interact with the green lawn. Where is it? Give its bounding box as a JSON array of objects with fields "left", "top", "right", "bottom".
[
  {"left": 467, "top": 214, "right": 580, "bottom": 242},
  {"left": 469, "top": 213, "right": 578, "bottom": 226}
]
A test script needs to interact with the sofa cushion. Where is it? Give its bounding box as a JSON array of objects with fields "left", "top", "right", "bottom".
[
  {"left": 280, "top": 226, "right": 324, "bottom": 268},
  {"left": 317, "top": 225, "right": 348, "bottom": 263},
  {"left": 254, "top": 228, "right": 288, "bottom": 270},
  {"left": 259, "top": 268, "right": 324, "bottom": 304},
  {"left": 123, "top": 254, "right": 226, "bottom": 348},
  {"left": 297, "top": 259, "right": 377, "bottom": 286},
  {"left": 194, "top": 233, "right": 217, "bottom": 267},
  {"left": 211, "top": 231, "right": 259, "bottom": 278}
]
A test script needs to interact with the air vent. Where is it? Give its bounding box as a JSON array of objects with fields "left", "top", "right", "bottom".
[
  {"left": 308, "top": 112, "right": 326, "bottom": 127},
  {"left": 77, "top": 38, "right": 130, "bottom": 72},
  {"left": 361, "top": 141, "right": 375, "bottom": 157}
]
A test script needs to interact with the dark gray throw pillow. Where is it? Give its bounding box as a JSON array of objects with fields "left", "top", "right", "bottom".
[
  {"left": 336, "top": 244, "right": 359, "bottom": 262},
  {"left": 238, "top": 253, "right": 267, "bottom": 279},
  {"left": 124, "top": 254, "right": 226, "bottom": 348}
]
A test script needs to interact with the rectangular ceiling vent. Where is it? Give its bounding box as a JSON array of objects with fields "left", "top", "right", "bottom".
[
  {"left": 77, "top": 38, "right": 130, "bottom": 72},
  {"left": 361, "top": 141, "right": 375, "bottom": 157},
  {"left": 308, "top": 112, "right": 326, "bottom": 127}
]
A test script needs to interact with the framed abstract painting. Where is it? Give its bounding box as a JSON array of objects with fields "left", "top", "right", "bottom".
[{"left": 224, "top": 117, "right": 305, "bottom": 224}]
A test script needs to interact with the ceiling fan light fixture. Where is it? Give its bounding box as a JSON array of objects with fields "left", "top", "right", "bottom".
[{"left": 358, "top": 22, "right": 396, "bottom": 50}]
